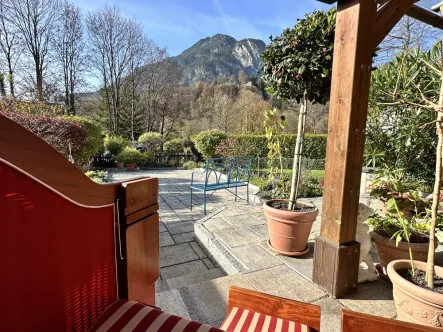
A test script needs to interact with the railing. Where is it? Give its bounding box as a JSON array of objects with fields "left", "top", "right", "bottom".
[{"left": 92, "top": 153, "right": 195, "bottom": 169}]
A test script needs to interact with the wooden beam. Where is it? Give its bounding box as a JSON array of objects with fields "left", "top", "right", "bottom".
[
  {"left": 373, "top": 0, "right": 417, "bottom": 48},
  {"left": 312, "top": 0, "right": 377, "bottom": 298},
  {"left": 408, "top": 4, "right": 443, "bottom": 29}
]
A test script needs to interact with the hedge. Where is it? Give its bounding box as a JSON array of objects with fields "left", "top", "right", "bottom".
[
  {"left": 62, "top": 115, "right": 103, "bottom": 170},
  {"left": 1, "top": 110, "right": 86, "bottom": 158},
  {"left": 217, "top": 134, "right": 327, "bottom": 160}
]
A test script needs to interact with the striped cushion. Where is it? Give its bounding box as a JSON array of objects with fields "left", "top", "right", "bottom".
[
  {"left": 90, "top": 300, "right": 224, "bottom": 332},
  {"left": 220, "top": 307, "right": 318, "bottom": 332}
]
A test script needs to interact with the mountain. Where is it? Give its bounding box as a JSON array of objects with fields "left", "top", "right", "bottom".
[{"left": 171, "top": 34, "right": 266, "bottom": 84}]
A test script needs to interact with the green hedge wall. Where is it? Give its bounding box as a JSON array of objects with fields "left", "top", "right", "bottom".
[{"left": 226, "top": 134, "right": 327, "bottom": 160}]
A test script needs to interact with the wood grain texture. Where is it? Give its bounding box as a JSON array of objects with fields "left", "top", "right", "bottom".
[
  {"left": 227, "top": 286, "right": 321, "bottom": 331},
  {"left": 341, "top": 309, "right": 443, "bottom": 332},
  {"left": 313, "top": 237, "right": 360, "bottom": 298},
  {"left": 373, "top": 0, "right": 417, "bottom": 48},
  {"left": 126, "top": 213, "right": 159, "bottom": 306},
  {"left": 123, "top": 178, "right": 159, "bottom": 217},
  {"left": 320, "top": 0, "right": 377, "bottom": 244},
  {"left": 0, "top": 114, "right": 120, "bottom": 206}
]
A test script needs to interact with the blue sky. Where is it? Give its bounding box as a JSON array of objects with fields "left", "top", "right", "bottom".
[{"left": 73, "top": 0, "right": 332, "bottom": 56}]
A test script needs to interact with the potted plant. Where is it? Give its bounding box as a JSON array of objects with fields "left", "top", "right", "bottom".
[
  {"left": 116, "top": 147, "right": 143, "bottom": 171},
  {"left": 383, "top": 41, "right": 443, "bottom": 328},
  {"left": 260, "top": 8, "right": 336, "bottom": 256},
  {"left": 104, "top": 135, "right": 129, "bottom": 168},
  {"left": 368, "top": 168, "right": 437, "bottom": 275}
]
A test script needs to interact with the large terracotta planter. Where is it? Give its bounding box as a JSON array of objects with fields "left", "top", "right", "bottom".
[
  {"left": 263, "top": 199, "right": 318, "bottom": 256},
  {"left": 116, "top": 161, "right": 124, "bottom": 169},
  {"left": 125, "top": 163, "right": 136, "bottom": 171},
  {"left": 371, "top": 231, "right": 432, "bottom": 269},
  {"left": 388, "top": 260, "right": 443, "bottom": 328}
]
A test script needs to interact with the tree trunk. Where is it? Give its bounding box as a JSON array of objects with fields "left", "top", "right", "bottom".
[
  {"left": 426, "top": 50, "right": 443, "bottom": 289},
  {"left": 0, "top": 73, "right": 6, "bottom": 96},
  {"left": 288, "top": 93, "right": 307, "bottom": 211}
]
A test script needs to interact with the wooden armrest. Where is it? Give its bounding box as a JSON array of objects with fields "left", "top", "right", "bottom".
[
  {"left": 227, "top": 286, "right": 321, "bottom": 331},
  {"left": 341, "top": 309, "right": 442, "bottom": 332}
]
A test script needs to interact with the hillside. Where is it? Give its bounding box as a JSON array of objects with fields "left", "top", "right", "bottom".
[{"left": 172, "top": 34, "right": 266, "bottom": 84}]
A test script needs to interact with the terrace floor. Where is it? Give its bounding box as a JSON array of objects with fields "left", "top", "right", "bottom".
[{"left": 109, "top": 168, "right": 443, "bottom": 332}]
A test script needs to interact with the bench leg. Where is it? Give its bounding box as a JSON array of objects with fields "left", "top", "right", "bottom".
[
  {"left": 190, "top": 188, "right": 193, "bottom": 211},
  {"left": 235, "top": 186, "right": 237, "bottom": 202},
  {"left": 204, "top": 191, "right": 207, "bottom": 215},
  {"left": 247, "top": 185, "right": 249, "bottom": 203}
]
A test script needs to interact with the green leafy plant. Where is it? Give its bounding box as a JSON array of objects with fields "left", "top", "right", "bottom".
[
  {"left": 138, "top": 132, "right": 163, "bottom": 151},
  {"left": 260, "top": 8, "right": 336, "bottom": 210},
  {"left": 264, "top": 108, "right": 287, "bottom": 192},
  {"left": 115, "top": 147, "right": 143, "bottom": 165},
  {"left": 163, "top": 138, "right": 185, "bottom": 153},
  {"left": 104, "top": 135, "right": 129, "bottom": 156},
  {"left": 183, "top": 161, "right": 198, "bottom": 170},
  {"left": 85, "top": 170, "right": 108, "bottom": 184},
  {"left": 193, "top": 129, "right": 228, "bottom": 159},
  {"left": 62, "top": 116, "right": 103, "bottom": 170},
  {"left": 138, "top": 152, "right": 155, "bottom": 167}
]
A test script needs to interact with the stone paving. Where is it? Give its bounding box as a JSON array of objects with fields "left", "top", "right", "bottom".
[{"left": 109, "top": 168, "right": 443, "bottom": 332}]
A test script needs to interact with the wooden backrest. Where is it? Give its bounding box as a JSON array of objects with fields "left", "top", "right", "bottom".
[
  {"left": 227, "top": 286, "right": 321, "bottom": 331},
  {"left": 0, "top": 114, "right": 160, "bottom": 330},
  {"left": 341, "top": 309, "right": 442, "bottom": 332}
]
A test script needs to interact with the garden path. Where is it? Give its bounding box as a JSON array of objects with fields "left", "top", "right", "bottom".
[{"left": 109, "top": 168, "right": 443, "bottom": 332}]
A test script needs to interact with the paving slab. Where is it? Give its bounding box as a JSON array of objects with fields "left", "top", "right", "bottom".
[
  {"left": 172, "top": 232, "right": 195, "bottom": 244},
  {"left": 160, "top": 232, "right": 175, "bottom": 247},
  {"left": 248, "top": 224, "right": 269, "bottom": 239},
  {"left": 190, "top": 241, "right": 207, "bottom": 259},
  {"left": 160, "top": 259, "right": 208, "bottom": 280},
  {"left": 214, "top": 227, "right": 264, "bottom": 248},
  {"left": 338, "top": 279, "right": 396, "bottom": 318},
  {"left": 225, "top": 214, "right": 264, "bottom": 227},
  {"left": 244, "top": 265, "right": 326, "bottom": 303},
  {"left": 203, "top": 218, "right": 234, "bottom": 232},
  {"left": 312, "top": 296, "right": 345, "bottom": 332},
  {"left": 203, "top": 257, "right": 217, "bottom": 269},
  {"left": 160, "top": 243, "right": 200, "bottom": 268},
  {"left": 276, "top": 241, "right": 315, "bottom": 281},
  {"left": 167, "top": 268, "right": 226, "bottom": 290},
  {"left": 156, "top": 289, "right": 191, "bottom": 320},
  {"left": 165, "top": 221, "right": 195, "bottom": 235},
  {"left": 159, "top": 221, "right": 167, "bottom": 233},
  {"left": 179, "top": 274, "right": 256, "bottom": 324},
  {"left": 231, "top": 243, "right": 283, "bottom": 272}
]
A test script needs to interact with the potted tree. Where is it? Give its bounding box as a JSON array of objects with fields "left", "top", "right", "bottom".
[
  {"left": 116, "top": 147, "right": 143, "bottom": 171},
  {"left": 383, "top": 42, "right": 443, "bottom": 327},
  {"left": 104, "top": 135, "right": 129, "bottom": 169},
  {"left": 260, "top": 8, "right": 336, "bottom": 256}
]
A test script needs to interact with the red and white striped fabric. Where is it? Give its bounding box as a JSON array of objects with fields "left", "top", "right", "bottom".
[
  {"left": 90, "top": 300, "right": 224, "bottom": 332},
  {"left": 220, "top": 307, "right": 318, "bottom": 332}
]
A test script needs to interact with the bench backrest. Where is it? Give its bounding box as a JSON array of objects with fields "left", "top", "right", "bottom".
[{"left": 204, "top": 157, "right": 252, "bottom": 186}]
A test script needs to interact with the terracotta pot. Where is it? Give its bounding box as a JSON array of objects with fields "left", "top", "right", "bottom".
[
  {"left": 116, "top": 161, "right": 124, "bottom": 169},
  {"left": 371, "top": 231, "right": 433, "bottom": 269},
  {"left": 125, "top": 163, "right": 136, "bottom": 171},
  {"left": 388, "top": 260, "right": 443, "bottom": 328},
  {"left": 263, "top": 199, "right": 318, "bottom": 256}
]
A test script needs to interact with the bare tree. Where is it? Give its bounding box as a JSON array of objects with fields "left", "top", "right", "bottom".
[
  {"left": 0, "top": 0, "right": 20, "bottom": 97},
  {"left": 8, "top": 0, "right": 60, "bottom": 100},
  {"left": 52, "top": 1, "right": 85, "bottom": 115},
  {"left": 86, "top": 5, "right": 144, "bottom": 135}
]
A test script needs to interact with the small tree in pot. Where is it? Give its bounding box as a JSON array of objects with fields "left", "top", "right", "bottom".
[{"left": 260, "top": 8, "right": 336, "bottom": 255}]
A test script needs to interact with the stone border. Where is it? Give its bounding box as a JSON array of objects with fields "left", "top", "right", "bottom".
[{"left": 194, "top": 206, "right": 249, "bottom": 275}]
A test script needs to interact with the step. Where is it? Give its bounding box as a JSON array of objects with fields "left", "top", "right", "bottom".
[{"left": 166, "top": 268, "right": 226, "bottom": 290}]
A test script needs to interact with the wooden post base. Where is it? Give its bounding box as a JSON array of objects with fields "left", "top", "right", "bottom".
[{"left": 312, "top": 236, "right": 360, "bottom": 298}]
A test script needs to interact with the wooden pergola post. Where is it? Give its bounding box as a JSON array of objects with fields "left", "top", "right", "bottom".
[{"left": 312, "top": 0, "right": 418, "bottom": 298}]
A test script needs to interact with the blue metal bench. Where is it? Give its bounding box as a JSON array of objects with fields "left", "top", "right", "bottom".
[{"left": 190, "top": 157, "right": 252, "bottom": 215}]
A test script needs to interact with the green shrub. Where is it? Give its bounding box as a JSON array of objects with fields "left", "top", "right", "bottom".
[
  {"left": 63, "top": 116, "right": 103, "bottom": 170},
  {"left": 193, "top": 129, "right": 228, "bottom": 159},
  {"left": 115, "top": 147, "right": 143, "bottom": 164},
  {"left": 85, "top": 170, "right": 108, "bottom": 184},
  {"left": 183, "top": 161, "right": 198, "bottom": 170},
  {"left": 216, "top": 134, "right": 327, "bottom": 160},
  {"left": 250, "top": 177, "right": 270, "bottom": 191},
  {"left": 164, "top": 138, "right": 185, "bottom": 153},
  {"left": 138, "top": 132, "right": 163, "bottom": 151},
  {"left": 104, "top": 135, "right": 129, "bottom": 156},
  {"left": 138, "top": 152, "right": 155, "bottom": 167}
]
